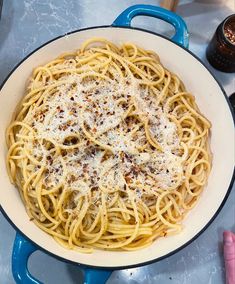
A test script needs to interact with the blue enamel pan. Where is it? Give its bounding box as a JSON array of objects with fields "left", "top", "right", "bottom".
[{"left": 0, "top": 4, "right": 234, "bottom": 284}]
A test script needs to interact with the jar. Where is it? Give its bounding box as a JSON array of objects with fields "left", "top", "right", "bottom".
[{"left": 206, "top": 14, "right": 235, "bottom": 73}]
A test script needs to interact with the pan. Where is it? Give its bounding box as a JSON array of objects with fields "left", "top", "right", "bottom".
[{"left": 0, "top": 5, "right": 234, "bottom": 284}]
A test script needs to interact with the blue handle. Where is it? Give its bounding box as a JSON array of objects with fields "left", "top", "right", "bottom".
[
  {"left": 12, "top": 232, "right": 41, "bottom": 284},
  {"left": 112, "top": 4, "right": 189, "bottom": 48},
  {"left": 84, "top": 268, "right": 112, "bottom": 284},
  {"left": 12, "top": 232, "right": 112, "bottom": 284}
]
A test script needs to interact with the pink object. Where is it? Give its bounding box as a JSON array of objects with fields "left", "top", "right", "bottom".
[{"left": 223, "top": 231, "right": 235, "bottom": 284}]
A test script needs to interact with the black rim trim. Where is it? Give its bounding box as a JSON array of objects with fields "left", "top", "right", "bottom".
[{"left": 0, "top": 24, "right": 235, "bottom": 271}]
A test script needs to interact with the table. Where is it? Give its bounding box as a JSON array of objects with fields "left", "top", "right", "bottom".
[{"left": 0, "top": 1, "right": 234, "bottom": 283}]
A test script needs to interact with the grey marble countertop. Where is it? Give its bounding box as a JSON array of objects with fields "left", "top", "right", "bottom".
[{"left": 0, "top": 1, "right": 234, "bottom": 283}]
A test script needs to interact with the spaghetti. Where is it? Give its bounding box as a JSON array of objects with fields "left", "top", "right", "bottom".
[{"left": 6, "top": 38, "right": 211, "bottom": 252}]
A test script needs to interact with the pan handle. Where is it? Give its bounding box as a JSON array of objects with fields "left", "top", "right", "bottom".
[
  {"left": 12, "top": 232, "right": 112, "bottom": 284},
  {"left": 12, "top": 232, "right": 41, "bottom": 284},
  {"left": 112, "top": 4, "right": 189, "bottom": 48},
  {"left": 83, "top": 268, "right": 112, "bottom": 284}
]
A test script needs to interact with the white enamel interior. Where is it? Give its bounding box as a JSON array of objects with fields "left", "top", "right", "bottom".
[{"left": 0, "top": 27, "right": 234, "bottom": 268}]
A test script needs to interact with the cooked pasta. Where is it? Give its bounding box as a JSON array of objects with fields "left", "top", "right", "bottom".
[{"left": 6, "top": 38, "right": 211, "bottom": 252}]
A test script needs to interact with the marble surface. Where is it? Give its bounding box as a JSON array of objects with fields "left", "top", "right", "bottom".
[{"left": 0, "top": 0, "right": 234, "bottom": 283}]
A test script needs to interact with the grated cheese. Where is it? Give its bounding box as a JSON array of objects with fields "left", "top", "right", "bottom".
[{"left": 25, "top": 68, "right": 184, "bottom": 201}]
